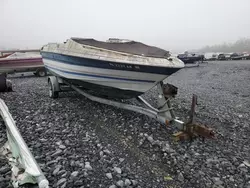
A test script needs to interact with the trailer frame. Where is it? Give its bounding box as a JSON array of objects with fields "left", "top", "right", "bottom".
[{"left": 47, "top": 76, "right": 214, "bottom": 140}]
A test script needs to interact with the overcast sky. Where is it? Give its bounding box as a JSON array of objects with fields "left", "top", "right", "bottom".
[{"left": 1, "top": 0, "right": 250, "bottom": 52}]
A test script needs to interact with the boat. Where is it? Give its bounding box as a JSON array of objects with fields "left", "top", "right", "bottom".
[
  {"left": 0, "top": 52, "right": 46, "bottom": 76},
  {"left": 225, "top": 53, "right": 232, "bottom": 60},
  {"left": 177, "top": 52, "right": 204, "bottom": 64},
  {"left": 40, "top": 38, "right": 214, "bottom": 143},
  {"left": 217, "top": 53, "right": 227, "bottom": 60},
  {"left": 204, "top": 53, "right": 218, "bottom": 61},
  {"left": 40, "top": 38, "right": 184, "bottom": 99},
  {"left": 229, "top": 52, "right": 239, "bottom": 60},
  {"left": 232, "top": 52, "right": 250, "bottom": 60}
]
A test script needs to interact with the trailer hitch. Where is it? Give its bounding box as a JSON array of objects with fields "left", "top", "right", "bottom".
[{"left": 173, "top": 94, "right": 215, "bottom": 141}]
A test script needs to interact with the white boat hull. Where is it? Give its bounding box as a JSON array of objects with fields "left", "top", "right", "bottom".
[
  {"left": 40, "top": 38, "right": 184, "bottom": 98},
  {"left": 43, "top": 58, "right": 169, "bottom": 94}
]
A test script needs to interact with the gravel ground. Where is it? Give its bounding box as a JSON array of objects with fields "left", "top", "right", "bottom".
[{"left": 0, "top": 60, "right": 250, "bottom": 188}]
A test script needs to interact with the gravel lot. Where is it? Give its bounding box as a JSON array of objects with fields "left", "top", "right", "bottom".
[{"left": 0, "top": 60, "right": 250, "bottom": 188}]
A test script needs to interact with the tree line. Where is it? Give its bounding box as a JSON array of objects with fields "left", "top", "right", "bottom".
[{"left": 198, "top": 38, "right": 250, "bottom": 53}]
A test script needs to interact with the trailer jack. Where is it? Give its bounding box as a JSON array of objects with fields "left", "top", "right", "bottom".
[{"left": 173, "top": 94, "right": 215, "bottom": 141}]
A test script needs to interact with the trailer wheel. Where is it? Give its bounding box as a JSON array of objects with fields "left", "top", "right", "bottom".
[
  {"left": 0, "top": 74, "right": 7, "bottom": 92},
  {"left": 49, "top": 79, "right": 59, "bottom": 98},
  {"left": 36, "top": 69, "right": 47, "bottom": 77}
]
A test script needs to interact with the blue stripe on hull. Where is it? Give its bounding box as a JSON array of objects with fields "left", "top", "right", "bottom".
[
  {"left": 41, "top": 51, "right": 181, "bottom": 75},
  {"left": 45, "top": 65, "right": 155, "bottom": 83},
  {"left": 48, "top": 68, "right": 144, "bottom": 99}
]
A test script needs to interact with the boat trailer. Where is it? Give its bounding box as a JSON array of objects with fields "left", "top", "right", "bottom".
[{"left": 48, "top": 76, "right": 215, "bottom": 140}]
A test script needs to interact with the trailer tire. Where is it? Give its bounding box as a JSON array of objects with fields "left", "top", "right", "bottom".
[
  {"left": 36, "top": 68, "right": 47, "bottom": 77},
  {"left": 49, "top": 79, "right": 59, "bottom": 98},
  {"left": 0, "top": 74, "right": 7, "bottom": 92}
]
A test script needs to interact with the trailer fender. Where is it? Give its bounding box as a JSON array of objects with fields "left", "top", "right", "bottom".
[{"left": 47, "top": 76, "right": 60, "bottom": 92}]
